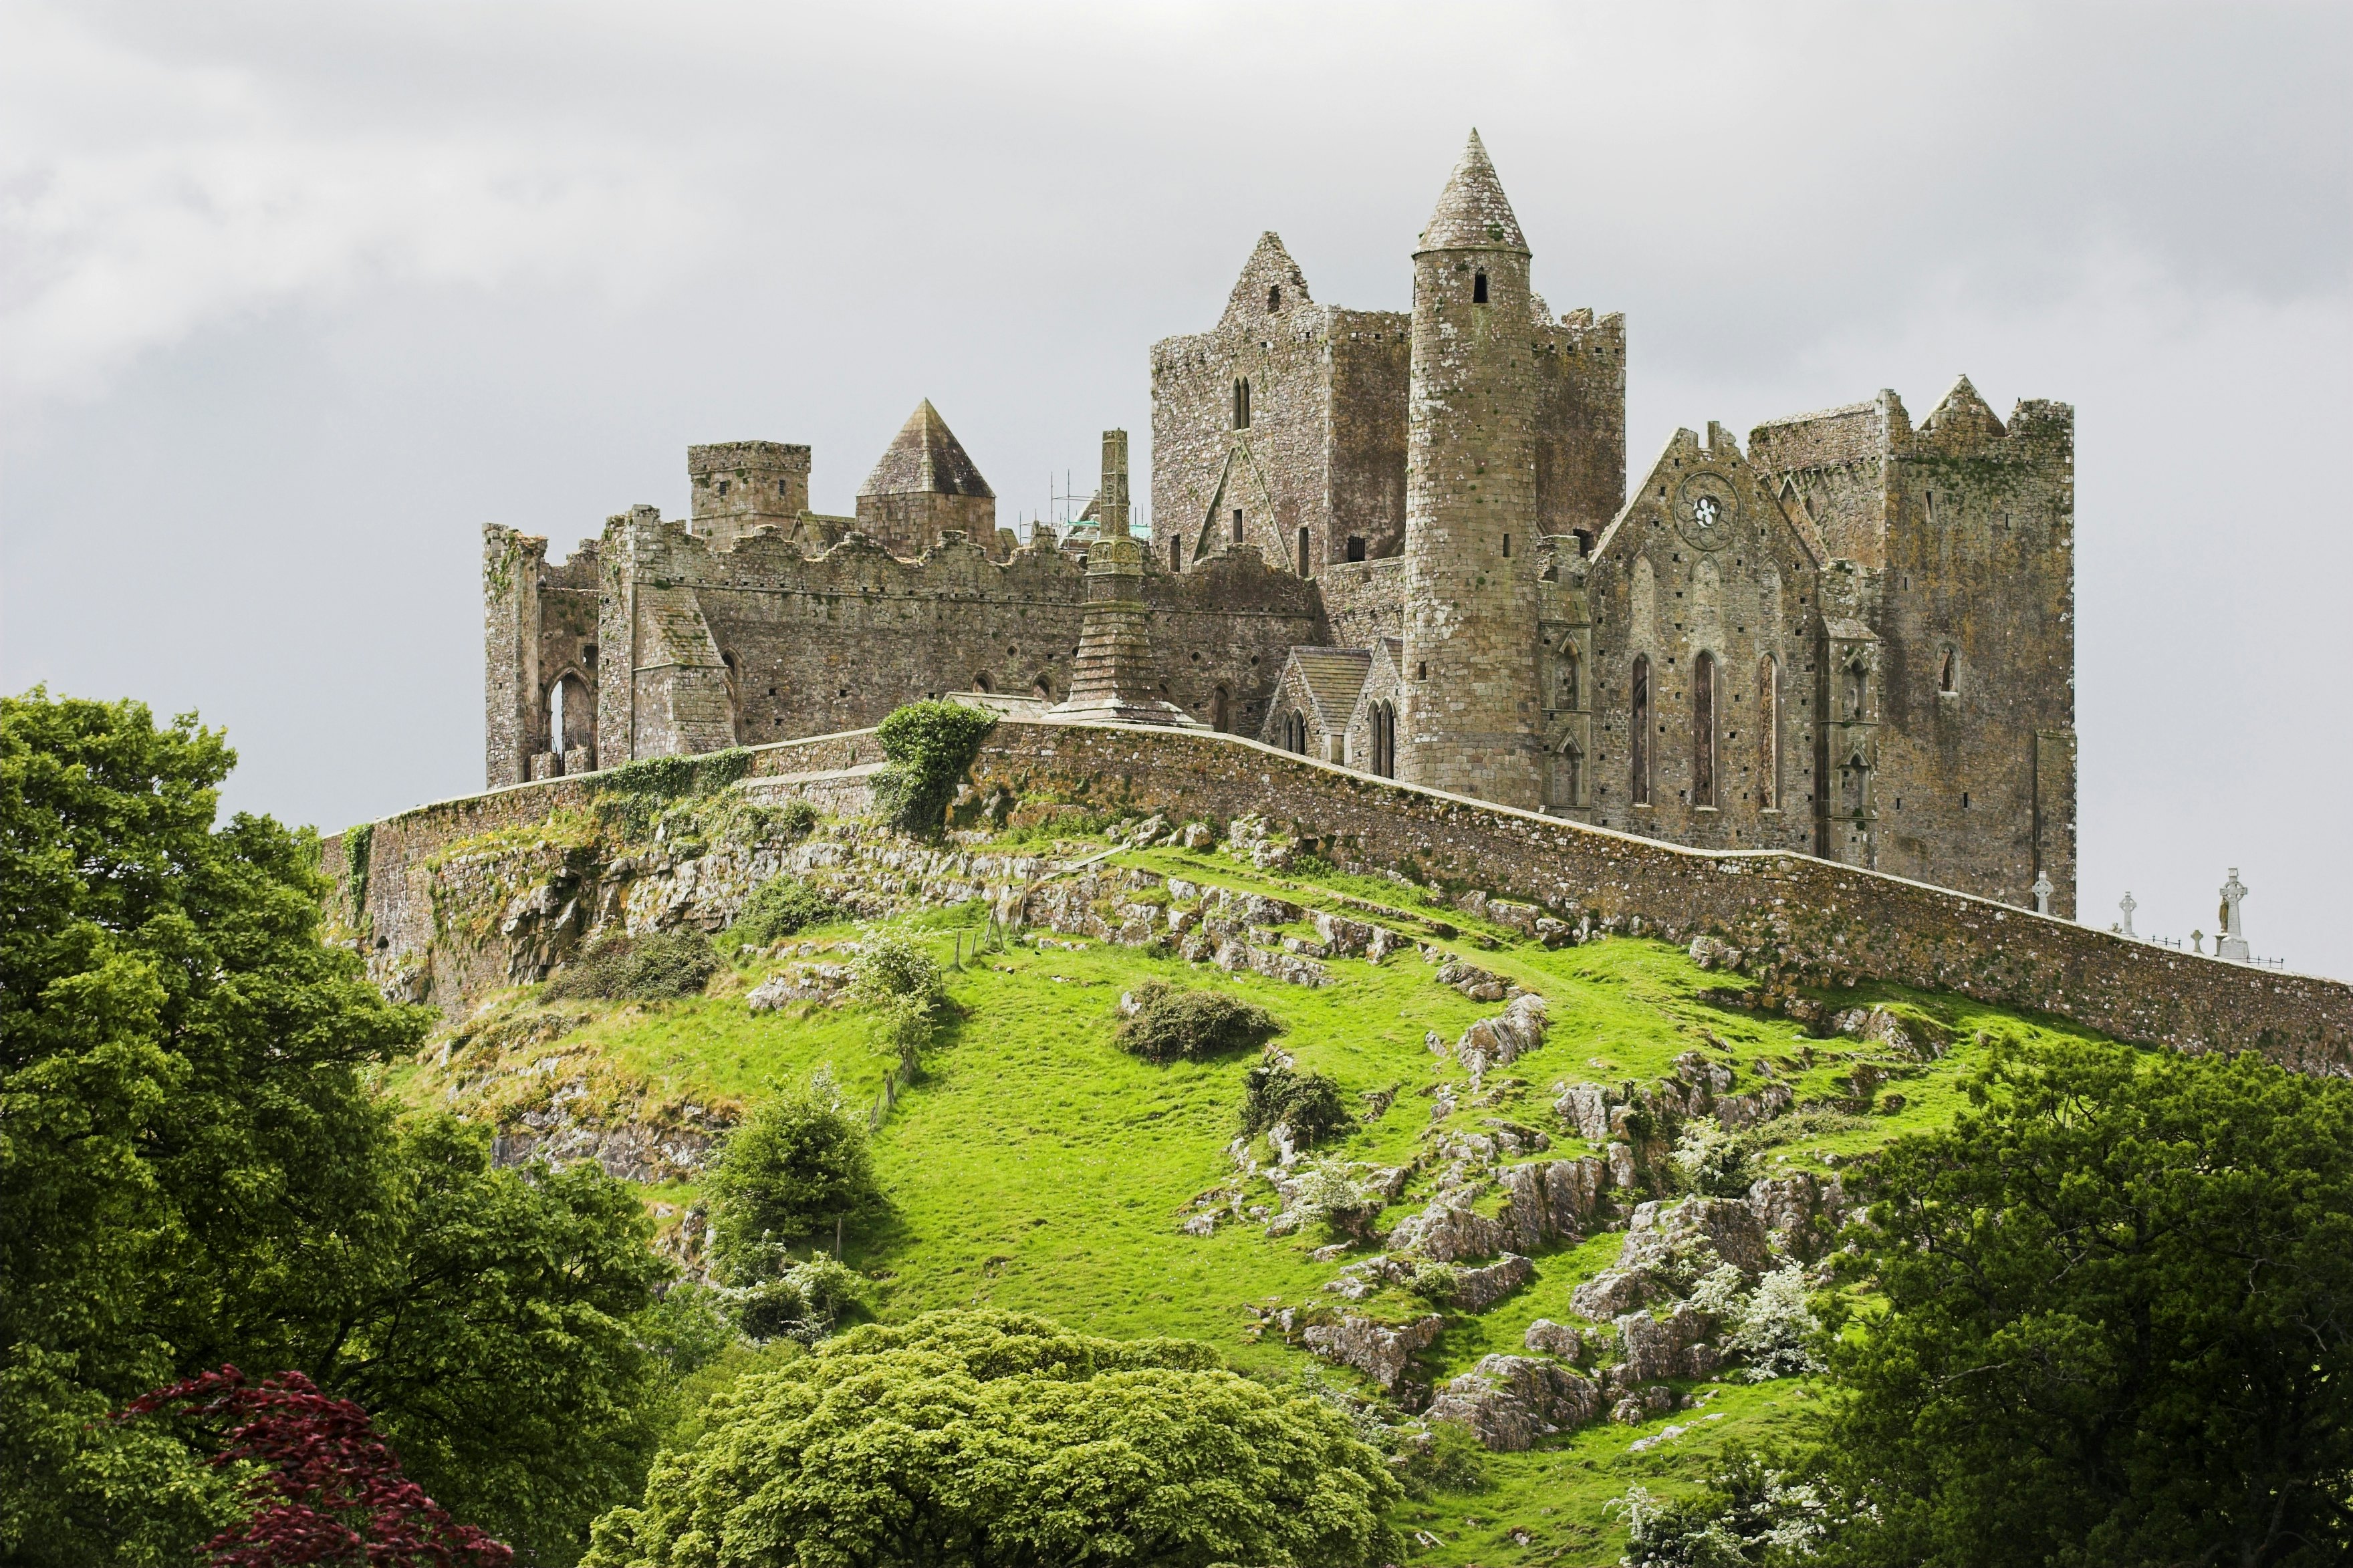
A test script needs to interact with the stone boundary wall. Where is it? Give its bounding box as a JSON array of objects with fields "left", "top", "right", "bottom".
[{"left": 332, "top": 720, "right": 2351, "bottom": 1070}]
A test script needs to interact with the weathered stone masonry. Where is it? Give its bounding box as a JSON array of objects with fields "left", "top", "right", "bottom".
[
  {"left": 337, "top": 720, "right": 2350, "bottom": 1072},
  {"left": 482, "top": 129, "right": 2076, "bottom": 921}
]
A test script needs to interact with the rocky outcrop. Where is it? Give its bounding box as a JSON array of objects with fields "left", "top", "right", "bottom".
[
  {"left": 1311, "top": 910, "right": 1412, "bottom": 962},
  {"left": 1619, "top": 1196, "right": 1772, "bottom": 1279},
  {"left": 1303, "top": 1313, "right": 1443, "bottom": 1390},
  {"left": 1523, "top": 1319, "right": 1583, "bottom": 1361},
  {"left": 1386, "top": 1200, "right": 1506, "bottom": 1263},
  {"left": 1436, "top": 959, "right": 1512, "bottom": 1003},
  {"left": 1425, "top": 1355, "right": 1603, "bottom": 1451},
  {"left": 1496, "top": 1158, "right": 1608, "bottom": 1252},
  {"left": 1613, "top": 1304, "right": 1716, "bottom": 1384},
  {"left": 1449, "top": 1254, "right": 1533, "bottom": 1312},
  {"left": 1745, "top": 1172, "right": 1849, "bottom": 1255},
  {"left": 1556, "top": 1081, "right": 1610, "bottom": 1144},
  {"left": 1570, "top": 1267, "right": 1657, "bottom": 1320},
  {"left": 1454, "top": 993, "right": 1547, "bottom": 1083},
  {"left": 745, "top": 962, "right": 852, "bottom": 1012},
  {"left": 1610, "top": 1384, "right": 1678, "bottom": 1426},
  {"left": 491, "top": 1091, "right": 732, "bottom": 1184}
]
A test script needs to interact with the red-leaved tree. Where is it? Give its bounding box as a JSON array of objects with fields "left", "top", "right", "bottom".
[{"left": 120, "top": 1367, "right": 512, "bottom": 1567}]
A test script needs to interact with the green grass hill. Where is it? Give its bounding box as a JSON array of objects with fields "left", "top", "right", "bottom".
[{"left": 393, "top": 815, "right": 2113, "bottom": 1567}]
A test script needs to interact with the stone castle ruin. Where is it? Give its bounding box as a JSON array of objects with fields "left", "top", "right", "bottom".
[{"left": 485, "top": 131, "right": 2076, "bottom": 917}]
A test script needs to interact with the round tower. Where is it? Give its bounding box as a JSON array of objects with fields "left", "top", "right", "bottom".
[{"left": 1399, "top": 130, "right": 1543, "bottom": 808}]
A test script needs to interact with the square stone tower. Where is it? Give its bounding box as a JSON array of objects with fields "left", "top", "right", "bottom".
[{"left": 688, "top": 440, "right": 810, "bottom": 549}]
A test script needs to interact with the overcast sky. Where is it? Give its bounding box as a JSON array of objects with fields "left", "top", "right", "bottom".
[{"left": 4, "top": 1, "right": 2349, "bottom": 975}]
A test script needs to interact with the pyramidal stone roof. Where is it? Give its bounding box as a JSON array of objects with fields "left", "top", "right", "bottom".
[
  {"left": 1418, "top": 129, "right": 1528, "bottom": 255},
  {"left": 860, "top": 400, "right": 995, "bottom": 500}
]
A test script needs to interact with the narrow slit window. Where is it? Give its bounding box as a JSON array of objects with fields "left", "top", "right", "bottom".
[
  {"left": 1297, "top": 527, "right": 1312, "bottom": 577},
  {"left": 1502, "top": 533, "right": 1511, "bottom": 557},
  {"left": 1939, "top": 648, "right": 1957, "bottom": 693},
  {"left": 1171, "top": 537, "right": 1183, "bottom": 570},
  {"left": 1267, "top": 284, "right": 1281, "bottom": 312},
  {"left": 1631, "top": 654, "right": 1652, "bottom": 805},
  {"left": 1473, "top": 270, "right": 1489, "bottom": 304},
  {"left": 1232, "top": 509, "right": 1244, "bottom": 543},
  {"left": 1757, "top": 654, "right": 1780, "bottom": 809},
  {"left": 1233, "top": 378, "right": 1251, "bottom": 429},
  {"left": 1693, "top": 652, "right": 1717, "bottom": 807}
]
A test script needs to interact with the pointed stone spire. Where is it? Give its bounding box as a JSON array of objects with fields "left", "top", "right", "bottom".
[
  {"left": 1418, "top": 130, "right": 1529, "bottom": 255},
  {"left": 854, "top": 400, "right": 1000, "bottom": 558},
  {"left": 859, "top": 400, "right": 995, "bottom": 501},
  {"left": 1919, "top": 374, "right": 2005, "bottom": 442}
]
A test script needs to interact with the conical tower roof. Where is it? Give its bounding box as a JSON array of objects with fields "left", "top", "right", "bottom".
[
  {"left": 859, "top": 400, "right": 995, "bottom": 499},
  {"left": 1417, "top": 130, "right": 1528, "bottom": 255}
]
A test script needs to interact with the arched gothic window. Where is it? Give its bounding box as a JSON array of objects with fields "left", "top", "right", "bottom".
[
  {"left": 1283, "top": 710, "right": 1308, "bottom": 755},
  {"left": 1693, "top": 652, "right": 1717, "bottom": 807},
  {"left": 1267, "top": 284, "right": 1281, "bottom": 312},
  {"left": 1233, "top": 378, "right": 1251, "bottom": 430},
  {"left": 1369, "top": 701, "right": 1397, "bottom": 779},
  {"left": 1211, "top": 685, "right": 1231, "bottom": 733},
  {"left": 1631, "top": 654, "right": 1652, "bottom": 806},
  {"left": 1558, "top": 646, "right": 1580, "bottom": 710},
  {"left": 1757, "top": 654, "right": 1780, "bottom": 811},
  {"left": 1547, "top": 738, "right": 1582, "bottom": 811},
  {"left": 1938, "top": 647, "right": 1957, "bottom": 694}
]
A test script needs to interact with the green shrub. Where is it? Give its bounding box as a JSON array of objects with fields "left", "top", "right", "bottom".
[
  {"left": 1404, "top": 1261, "right": 1463, "bottom": 1305},
  {"left": 850, "top": 933, "right": 946, "bottom": 1011},
  {"left": 729, "top": 876, "right": 836, "bottom": 948},
  {"left": 1400, "top": 1420, "right": 1491, "bottom": 1500},
  {"left": 544, "top": 929, "right": 720, "bottom": 1001},
  {"left": 721, "top": 1254, "right": 870, "bottom": 1344},
  {"left": 706, "top": 1087, "right": 880, "bottom": 1264},
  {"left": 872, "top": 700, "right": 997, "bottom": 837},
  {"left": 1240, "top": 1062, "right": 1354, "bottom": 1148},
  {"left": 1291, "top": 1155, "right": 1384, "bottom": 1238},
  {"left": 1116, "top": 981, "right": 1283, "bottom": 1064}
]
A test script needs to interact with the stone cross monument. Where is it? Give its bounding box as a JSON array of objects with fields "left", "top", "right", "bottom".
[
  {"left": 2116, "top": 891, "right": 2137, "bottom": 939},
  {"left": 2216, "top": 868, "right": 2251, "bottom": 962},
  {"left": 1051, "top": 431, "right": 1201, "bottom": 728},
  {"left": 2031, "top": 871, "right": 2054, "bottom": 916}
]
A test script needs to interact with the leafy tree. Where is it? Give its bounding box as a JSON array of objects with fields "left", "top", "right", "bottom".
[
  {"left": 308, "top": 1118, "right": 670, "bottom": 1563},
  {"left": 122, "top": 1366, "right": 511, "bottom": 1567},
  {"left": 1817, "top": 1037, "right": 2353, "bottom": 1567},
  {"left": 1, "top": 690, "right": 428, "bottom": 1563},
  {"left": 870, "top": 701, "right": 996, "bottom": 837},
  {"left": 1, "top": 691, "right": 669, "bottom": 1565},
  {"left": 582, "top": 1310, "right": 1400, "bottom": 1568},
  {"left": 706, "top": 1089, "right": 880, "bottom": 1266},
  {"left": 1116, "top": 981, "right": 1282, "bottom": 1064}
]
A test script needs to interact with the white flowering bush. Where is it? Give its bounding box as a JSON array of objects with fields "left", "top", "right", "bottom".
[{"left": 1614, "top": 1454, "right": 1848, "bottom": 1565}]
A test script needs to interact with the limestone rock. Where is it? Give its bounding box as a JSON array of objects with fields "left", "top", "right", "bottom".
[
  {"left": 1496, "top": 1157, "right": 1608, "bottom": 1252},
  {"left": 1605, "top": 1140, "right": 1638, "bottom": 1190},
  {"left": 1454, "top": 993, "right": 1547, "bottom": 1082},
  {"left": 1556, "top": 1081, "right": 1612, "bottom": 1144},
  {"left": 1450, "top": 1253, "right": 1534, "bottom": 1312},
  {"left": 1614, "top": 1303, "right": 1715, "bottom": 1382},
  {"left": 1745, "top": 1172, "right": 1848, "bottom": 1256},
  {"left": 1619, "top": 1196, "right": 1772, "bottom": 1279},
  {"left": 1523, "top": 1319, "right": 1583, "bottom": 1361},
  {"left": 745, "top": 963, "right": 852, "bottom": 1013},
  {"left": 1437, "top": 959, "right": 1510, "bottom": 1003},
  {"left": 1386, "top": 1200, "right": 1506, "bottom": 1263},
  {"left": 1425, "top": 1354, "right": 1603, "bottom": 1451},
  {"left": 1569, "top": 1268, "right": 1656, "bottom": 1321},
  {"left": 1302, "top": 1313, "right": 1443, "bottom": 1390},
  {"left": 1610, "top": 1386, "right": 1677, "bottom": 1426},
  {"left": 1715, "top": 1081, "right": 1795, "bottom": 1129},
  {"left": 1180, "top": 821, "right": 1215, "bottom": 850}
]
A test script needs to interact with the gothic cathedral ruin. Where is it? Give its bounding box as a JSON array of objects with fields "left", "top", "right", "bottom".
[{"left": 485, "top": 132, "right": 2076, "bottom": 916}]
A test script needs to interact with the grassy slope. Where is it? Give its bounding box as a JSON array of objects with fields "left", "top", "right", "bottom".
[{"left": 403, "top": 834, "right": 2110, "bottom": 1566}]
